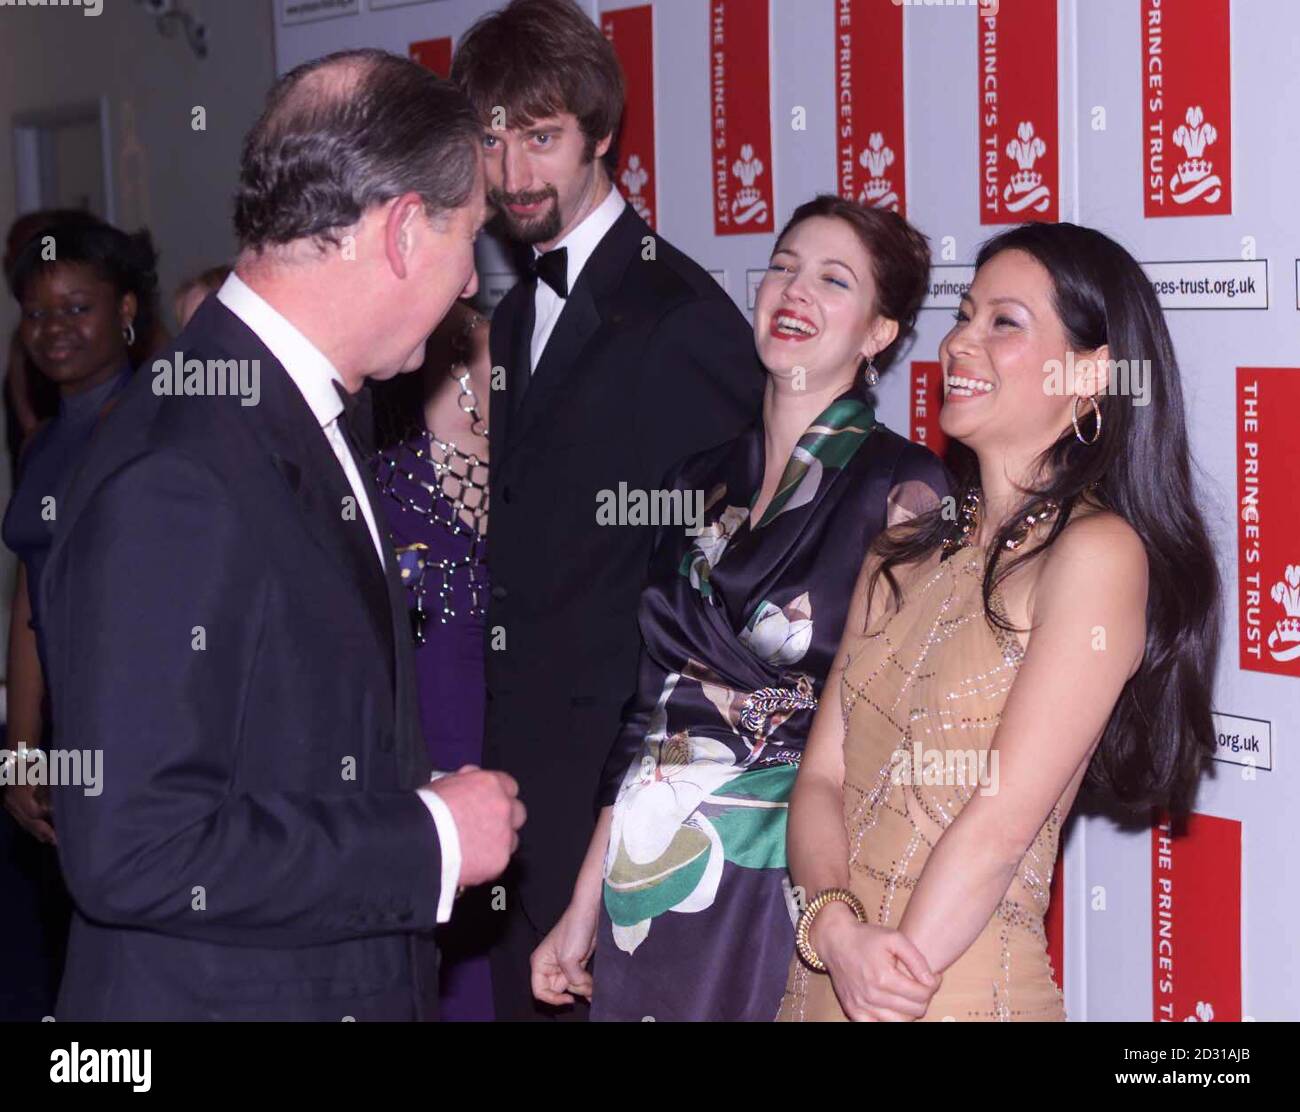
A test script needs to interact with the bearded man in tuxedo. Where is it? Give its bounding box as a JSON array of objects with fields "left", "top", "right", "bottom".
[{"left": 452, "top": 0, "right": 765, "bottom": 1019}]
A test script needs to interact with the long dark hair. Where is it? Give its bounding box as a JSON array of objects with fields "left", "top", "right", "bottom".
[{"left": 870, "top": 222, "right": 1220, "bottom": 816}]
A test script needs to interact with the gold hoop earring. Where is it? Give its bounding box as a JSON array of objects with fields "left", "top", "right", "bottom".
[{"left": 1072, "top": 394, "right": 1101, "bottom": 445}]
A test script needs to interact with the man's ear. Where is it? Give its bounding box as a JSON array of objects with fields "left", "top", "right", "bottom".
[
  {"left": 594, "top": 132, "right": 613, "bottom": 162},
  {"left": 1074, "top": 343, "right": 1111, "bottom": 397},
  {"left": 384, "top": 193, "right": 426, "bottom": 280},
  {"left": 862, "top": 316, "right": 899, "bottom": 363}
]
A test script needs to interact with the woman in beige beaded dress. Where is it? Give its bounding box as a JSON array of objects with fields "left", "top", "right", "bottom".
[{"left": 780, "top": 222, "right": 1221, "bottom": 1022}]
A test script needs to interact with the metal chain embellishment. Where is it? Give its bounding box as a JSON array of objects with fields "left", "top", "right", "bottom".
[{"left": 374, "top": 316, "right": 489, "bottom": 642}]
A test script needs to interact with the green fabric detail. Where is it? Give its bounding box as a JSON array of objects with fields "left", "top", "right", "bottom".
[
  {"left": 710, "top": 802, "right": 788, "bottom": 870},
  {"left": 713, "top": 764, "right": 797, "bottom": 802},
  {"left": 710, "top": 765, "right": 796, "bottom": 869},
  {"left": 754, "top": 399, "right": 876, "bottom": 528}
]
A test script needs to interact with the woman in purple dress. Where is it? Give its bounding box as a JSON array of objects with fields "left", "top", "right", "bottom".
[{"left": 370, "top": 300, "right": 496, "bottom": 1021}]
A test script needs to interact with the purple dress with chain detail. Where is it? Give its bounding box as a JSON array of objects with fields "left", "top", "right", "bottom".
[{"left": 372, "top": 432, "right": 497, "bottom": 1021}]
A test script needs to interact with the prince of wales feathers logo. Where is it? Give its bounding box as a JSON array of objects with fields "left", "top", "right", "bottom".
[
  {"left": 1171, "top": 105, "right": 1223, "bottom": 206},
  {"left": 731, "top": 143, "right": 769, "bottom": 226},
  {"left": 620, "top": 154, "right": 652, "bottom": 223},
  {"left": 1004, "top": 120, "right": 1051, "bottom": 214},
  {"left": 1268, "top": 564, "right": 1300, "bottom": 663},
  {"left": 858, "top": 132, "right": 899, "bottom": 212}
]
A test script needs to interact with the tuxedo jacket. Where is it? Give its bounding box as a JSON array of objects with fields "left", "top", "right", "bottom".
[
  {"left": 40, "top": 297, "right": 443, "bottom": 1021},
  {"left": 485, "top": 203, "right": 765, "bottom": 932}
]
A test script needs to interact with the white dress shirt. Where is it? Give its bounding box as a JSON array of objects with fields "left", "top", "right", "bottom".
[
  {"left": 217, "top": 273, "right": 461, "bottom": 924},
  {"left": 530, "top": 185, "right": 627, "bottom": 371}
]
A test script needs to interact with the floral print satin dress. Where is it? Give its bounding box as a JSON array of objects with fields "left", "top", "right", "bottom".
[
  {"left": 590, "top": 382, "right": 947, "bottom": 1021},
  {"left": 777, "top": 545, "right": 1068, "bottom": 1022}
]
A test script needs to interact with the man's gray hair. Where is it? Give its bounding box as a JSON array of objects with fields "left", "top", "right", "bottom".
[{"left": 234, "top": 49, "right": 481, "bottom": 252}]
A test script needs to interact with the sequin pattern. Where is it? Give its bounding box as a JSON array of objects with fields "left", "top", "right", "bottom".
[{"left": 777, "top": 547, "right": 1067, "bottom": 1022}]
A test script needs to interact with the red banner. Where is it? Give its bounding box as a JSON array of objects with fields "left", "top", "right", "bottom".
[
  {"left": 709, "top": 0, "right": 774, "bottom": 235},
  {"left": 1142, "top": 0, "right": 1232, "bottom": 217},
  {"left": 834, "top": 0, "right": 905, "bottom": 214},
  {"left": 1045, "top": 844, "right": 1064, "bottom": 994},
  {"left": 1151, "top": 812, "right": 1242, "bottom": 1022},
  {"left": 977, "top": 0, "right": 1058, "bottom": 224},
  {"left": 910, "top": 361, "right": 949, "bottom": 461},
  {"left": 409, "top": 36, "right": 452, "bottom": 78},
  {"left": 1238, "top": 368, "right": 1300, "bottom": 678},
  {"left": 603, "top": 5, "right": 657, "bottom": 230}
]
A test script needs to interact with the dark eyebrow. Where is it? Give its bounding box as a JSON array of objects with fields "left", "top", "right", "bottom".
[
  {"left": 960, "top": 293, "right": 1034, "bottom": 317},
  {"left": 769, "top": 247, "right": 857, "bottom": 280}
]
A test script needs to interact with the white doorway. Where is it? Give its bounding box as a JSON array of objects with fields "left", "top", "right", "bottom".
[{"left": 12, "top": 97, "right": 114, "bottom": 221}]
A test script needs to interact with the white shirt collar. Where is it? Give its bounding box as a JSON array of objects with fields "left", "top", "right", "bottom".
[
  {"left": 216, "top": 272, "right": 345, "bottom": 428},
  {"left": 534, "top": 185, "right": 626, "bottom": 291}
]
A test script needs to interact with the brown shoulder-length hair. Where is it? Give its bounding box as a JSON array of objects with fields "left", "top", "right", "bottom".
[
  {"left": 450, "top": 0, "right": 625, "bottom": 172},
  {"left": 773, "top": 194, "right": 931, "bottom": 375}
]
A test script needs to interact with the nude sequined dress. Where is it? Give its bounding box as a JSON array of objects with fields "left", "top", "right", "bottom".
[{"left": 778, "top": 545, "right": 1066, "bottom": 1022}]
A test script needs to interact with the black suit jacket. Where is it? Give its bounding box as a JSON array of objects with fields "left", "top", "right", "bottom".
[
  {"left": 40, "top": 297, "right": 444, "bottom": 1021},
  {"left": 485, "top": 203, "right": 765, "bottom": 932}
]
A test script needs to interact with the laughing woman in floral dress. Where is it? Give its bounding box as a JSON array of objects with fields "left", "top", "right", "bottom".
[{"left": 529, "top": 196, "right": 950, "bottom": 1021}]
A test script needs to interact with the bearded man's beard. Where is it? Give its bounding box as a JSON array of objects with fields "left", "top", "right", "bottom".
[{"left": 490, "top": 186, "right": 562, "bottom": 244}]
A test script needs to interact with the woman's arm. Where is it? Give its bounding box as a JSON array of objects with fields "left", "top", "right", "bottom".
[
  {"left": 788, "top": 549, "right": 939, "bottom": 1020},
  {"left": 2, "top": 562, "right": 55, "bottom": 843},
  {"left": 531, "top": 805, "right": 612, "bottom": 1005},
  {"left": 530, "top": 455, "right": 700, "bottom": 1005},
  {"left": 785, "top": 556, "right": 864, "bottom": 908},
  {"left": 898, "top": 513, "right": 1148, "bottom": 974}
]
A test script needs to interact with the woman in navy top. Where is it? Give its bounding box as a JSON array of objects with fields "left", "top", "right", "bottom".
[{"left": 0, "top": 216, "right": 156, "bottom": 1016}]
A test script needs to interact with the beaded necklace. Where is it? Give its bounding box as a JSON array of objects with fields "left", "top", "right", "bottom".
[{"left": 941, "top": 487, "right": 1060, "bottom": 559}]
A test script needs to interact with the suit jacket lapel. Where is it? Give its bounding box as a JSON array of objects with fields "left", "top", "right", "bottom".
[
  {"left": 508, "top": 283, "right": 535, "bottom": 422},
  {"left": 345, "top": 424, "right": 427, "bottom": 773},
  {"left": 509, "top": 284, "right": 600, "bottom": 446},
  {"left": 496, "top": 205, "right": 645, "bottom": 460},
  {"left": 200, "top": 302, "right": 396, "bottom": 686}
]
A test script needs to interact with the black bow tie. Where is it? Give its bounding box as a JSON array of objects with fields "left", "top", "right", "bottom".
[{"left": 530, "top": 247, "right": 569, "bottom": 299}]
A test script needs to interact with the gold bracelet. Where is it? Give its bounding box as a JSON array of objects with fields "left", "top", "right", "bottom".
[{"left": 795, "top": 887, "right": 867, "bottom": 972}]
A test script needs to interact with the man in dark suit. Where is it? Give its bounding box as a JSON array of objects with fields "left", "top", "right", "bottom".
[
  {"left": 452, "top": 0, "right": 765, "bottom": 1019},
  {"left": 39, "top": 50, "right": 524, "bottom": 1021}
]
